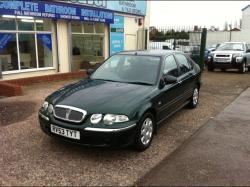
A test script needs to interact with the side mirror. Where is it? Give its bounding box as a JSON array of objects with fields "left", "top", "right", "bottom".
[
  {"left": 163, "top": 75, "right": 177, "bottom": 85},
  {"left": 86, "top": 69, "right": 94, "bottom": 76},
  {"left": 159, "top": 75, "right": 177, "bottom": 88}
]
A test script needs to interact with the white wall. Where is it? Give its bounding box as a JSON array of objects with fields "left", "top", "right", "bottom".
[
  {"left": 56, "top": 20, "right": 70, "bottom": 73},
  {"left": 242, "top": 6, "right": 250, "bottom": 30},
  {"left": 190, "top": 31, "right": 250, "bottom": 47}
]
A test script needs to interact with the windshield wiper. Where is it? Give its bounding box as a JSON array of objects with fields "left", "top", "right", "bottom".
[{"left": 125, "top": 81, "right": 153, "bottom": 86}]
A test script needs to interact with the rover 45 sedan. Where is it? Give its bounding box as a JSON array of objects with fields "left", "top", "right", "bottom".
[{"left": 39, "top": 50, "right": 201, "bottom": 150}]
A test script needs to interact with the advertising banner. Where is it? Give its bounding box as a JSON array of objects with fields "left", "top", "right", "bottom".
[
  {"left": 68, "top": 0, "right": 147, "bottom": 16},
  {"left": 0, "top": 0, "right": 114, "bottom": 24},
  {"left": 0, "top": 33, "right": 14, "bottom": 52},
  {"left": 110, "top": 15, "right": 124, "bottom": 55},
  {"left": 37, "top": 34, "right": 52, "bottom": 51}
]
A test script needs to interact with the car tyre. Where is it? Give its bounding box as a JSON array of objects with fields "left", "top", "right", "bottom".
[
  {"left": 188, "top": 87, "right": 199, "bottom": 109},
  {"left": 221, "top": 68, "right": 226, "bottom": 72},
  {"left": 239, "top": 62, "right": 246, "bottom": 74},
  {"left": 134, "top": 113, "right": 155, "bottom": 151},
  {"left": 207, "top": 64, "right": 214, "bottom": 71}
]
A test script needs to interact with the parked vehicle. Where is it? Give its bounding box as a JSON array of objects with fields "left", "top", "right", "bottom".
[
  {"left": 39, "top": 50, "right": 201, "bottom": 150},
  {"left": 205, "top": 44, "right": 220, "bottom": 63},
  {"left": 207, "top": 42, "right": 250, "bottom": 73}
]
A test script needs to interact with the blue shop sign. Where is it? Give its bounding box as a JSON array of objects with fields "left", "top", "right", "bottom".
[
  {"left": 67, "top": 0, "right": 147, "bottom": 16},
  {"left": 110, "top": 15, "right": 124, "bottom": 55},
  {"left": 0, "top": 0, "right": 114, "bottom": 24}
]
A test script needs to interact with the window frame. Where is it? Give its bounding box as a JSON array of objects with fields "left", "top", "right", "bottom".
[
  {"left": 163, "top": 54, "right": 179, "bottom": 77},
  {"left": 174, "top": 53, "right": 193, "bottom": 76},
  {"left": 1, "top": 17, "right": 55, "bottom": 75}
]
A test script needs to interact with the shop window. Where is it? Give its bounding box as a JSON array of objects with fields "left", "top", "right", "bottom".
[
  {"left": 0, "top": 33, "right": 18, "bottom": 71},
  {"left": 71, "top": 21, "right": 82, "bottom": 33},
  {"left": 37, "top": 34, "right": 53, "bottom": 68},
  {"left": 83, "top": 23, "right": 94, "bottom": 33},
  {"left": 72, "top": 35, "right": 104, "bottom": 71},
  {"left": 36, "top": 19, "right": 52, "bottom": 31},
  {"left": 17, "top": 18, "right": 35, "bottom": 31},
  {"left": 0, "top": 17, "right": 16, "bottom": 30},
  {"left": 0, "top": 16, "right": 54, "bottom": 73},
  {"left": 19, "top": 34, "right": 37, "bottom": 69},
  {"left": 95, "top": 23, "right": 105, "bottom": 34},
  {"left": 71, "top": 21, "right": 105, "bottom": 71}
]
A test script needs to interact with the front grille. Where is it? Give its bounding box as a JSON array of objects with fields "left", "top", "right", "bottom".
[
  {"left": 54, "top": 105, "right": 87, "bottom": 123},
  {"left": 216, "top": 54, "right": 230, "bottom": 57}
]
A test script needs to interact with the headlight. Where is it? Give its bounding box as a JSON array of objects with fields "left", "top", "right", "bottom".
[
  {"left": 233, "top": 53, "right": 243, "bottom": 58},
  {"left": 103, "top": 114, "right": 129, "bottom": 125},
  {"left": 42, "top": 101, "right": 49, "bottom": 111},
  {"left": 48, "top": 104, "right": 54, "bottom": 114},
  {"left": 90, "top": 114, "right": 102, "bottom": 124},
  {"left": 210, "top": 53, "right": 215, "bottom": 57}
]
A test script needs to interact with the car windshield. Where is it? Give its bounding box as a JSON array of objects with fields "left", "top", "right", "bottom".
[
  {"left": 91, "top": 55, "right": 161, "bottom": 85},
  {"left": 216, "top": 43, "right": 244, "bottom": 51}
]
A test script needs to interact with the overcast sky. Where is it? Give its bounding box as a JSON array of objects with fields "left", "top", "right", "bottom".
[{"left": 150, "top": 1, "right": 250, "bottom": 29}]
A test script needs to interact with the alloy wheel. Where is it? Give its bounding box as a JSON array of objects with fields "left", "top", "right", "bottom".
[
  {"left": 193, "top": 88, "right": 199, "bottom": 106},
  {"left": 140, "top": 118, "right": 153, "bottom": 145}
]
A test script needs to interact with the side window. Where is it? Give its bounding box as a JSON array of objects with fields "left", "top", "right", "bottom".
[
  {"left": 163, "top": 55, "right": 179, "bottom": 77},
  {"left": 247, "top": 44, "right": 250, "bottom": 51},
  {"left": 175, "top": 54, "right": 192, "bottom": 75}
]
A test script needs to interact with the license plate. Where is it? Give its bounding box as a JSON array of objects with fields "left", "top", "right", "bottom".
[
  {"left": 50, "top": 124, "right": 80, "bottom": 140},
  {"left": 215, "top": 58, "right": 229, "bottom": 63}
]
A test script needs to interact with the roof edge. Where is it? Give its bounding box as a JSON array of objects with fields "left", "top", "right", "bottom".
[{"left": 242, "top": 4, "right": 250, "bottom": 11}]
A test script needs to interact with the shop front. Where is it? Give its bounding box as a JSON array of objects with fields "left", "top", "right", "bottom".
[{"left": 0, "top": 0, "right": 149, "bottom": 80}]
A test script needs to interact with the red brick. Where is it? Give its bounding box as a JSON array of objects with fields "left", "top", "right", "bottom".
[
  {"left": 0, "top": 71, "right": 87, "bottom": 97},
  {"left": 0, "top": 82, "right": 22, "bottom": 97}
]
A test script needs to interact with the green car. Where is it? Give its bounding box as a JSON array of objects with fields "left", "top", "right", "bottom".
[{"left": 39, "top": 50, "right": 201, "bottom": 150}]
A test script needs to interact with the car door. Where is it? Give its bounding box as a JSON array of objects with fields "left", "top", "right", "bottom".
[
  {"left": 174, "top": 53, "right": 196, "bottom": 104},
  {"left": 157, "top": 55, "right": 183, "bottom": 122}
]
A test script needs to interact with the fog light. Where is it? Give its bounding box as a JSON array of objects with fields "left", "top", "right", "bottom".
[
  {"left": 90, "top": 114, "right": 102, "bottom": 124},
  {"left": 236, "top": 57, "right": 243, "bottom": 63}
]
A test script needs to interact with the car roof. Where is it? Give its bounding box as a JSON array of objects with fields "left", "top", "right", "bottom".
[
  {"left": 116, "top": 50, "right": 180, "bottom": 57},
  {"left": 224, "top": 42, "right": 246, "bottom": 44}
]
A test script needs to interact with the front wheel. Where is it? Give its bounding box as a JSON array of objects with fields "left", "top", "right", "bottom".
[
  {"left": 134, "top": 113, "right": 155, "bottom": 151},
  {"left": 188, "top": 87, "right": 199, "bottom": 109},
  {"left": 239, "top": 62, "right": 246, "bottom": 74}
]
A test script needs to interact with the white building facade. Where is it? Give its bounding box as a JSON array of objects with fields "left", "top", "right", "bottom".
[{"left": 0, "top": 0, "right": 150, "bottom": 80}]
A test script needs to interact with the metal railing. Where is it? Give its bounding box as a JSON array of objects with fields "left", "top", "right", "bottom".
[{"left": 149, "top": 26, "right": 207, "bottom": 70}]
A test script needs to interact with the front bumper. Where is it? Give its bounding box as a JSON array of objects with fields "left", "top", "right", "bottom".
[
  {"left": 39, "top": 112, "right": 137, "bottom": 147},
  {"left": 208, "top": 58, "right": 244, "bottom": 69}
]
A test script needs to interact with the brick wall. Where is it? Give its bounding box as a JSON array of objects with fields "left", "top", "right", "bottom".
[
  {"left": 0, "top": 82, "right": 22, "bottom": 97},
  {"left": 0, "top": 71, "right": 87, "bottom": 97}
]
